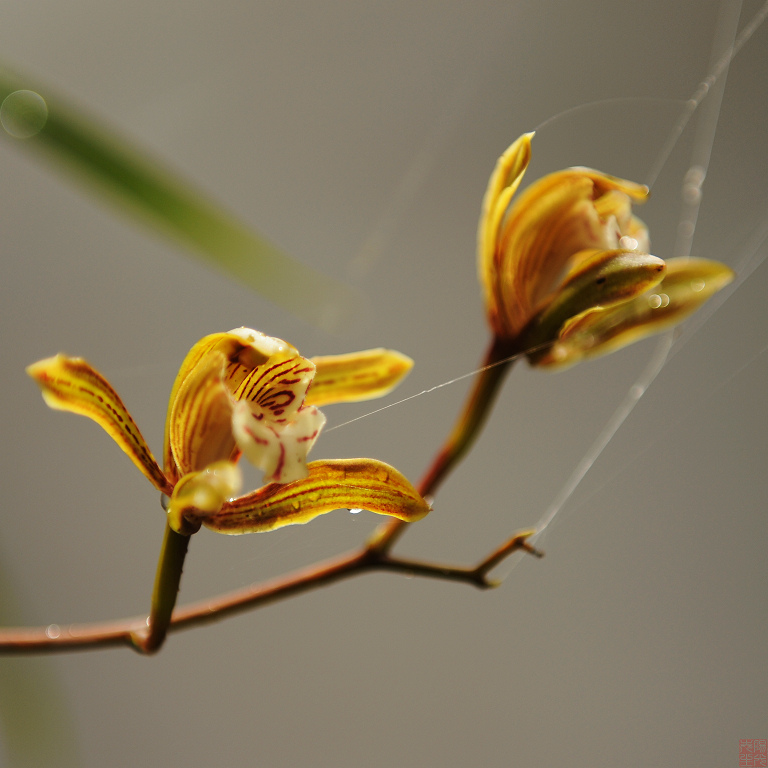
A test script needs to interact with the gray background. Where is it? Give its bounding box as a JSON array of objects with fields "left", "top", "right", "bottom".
[{"left": 1, "top": 1, "right": 766, "bottom": 766}]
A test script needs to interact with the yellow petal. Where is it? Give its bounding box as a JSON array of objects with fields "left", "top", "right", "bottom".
[
  {"left": 27, "top": 354, "right": 172, "bottom": 494},
  {"left": 166, "top": 350, "right": 237, "bottom": 479},
  {"left": 567, "top": 167, "right": 649, "bottom": 203},
  {"left": 537, "top": 258, "right": 734, "bottom": 368},
  {"left": 477, "top": 132, "right": 534, "bottom": 336},
  {"left": 306, "top": 349, "right": 414, "bottom": 407},
  {"left": 166, "top": 460, "right": 242, "bottom": 534},
  {"left": 525, "top": 248, "right": 666, "bottom": 357},
  {"left": 203, "top": 459, "right": 431, "bottom": 534},
  {"left": 163, "top": 332, "right": 232, "bottom": 480}
]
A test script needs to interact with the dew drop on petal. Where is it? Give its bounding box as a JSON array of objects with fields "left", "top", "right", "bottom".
[
  {"left": 690, "top": 279, "right": 706, "bottom": 292},
  {"left": 348, "top": 508, "right": 362, "bottom": 515},
  {"left": 0, "top": 90, "right": 48, "bottom": 138},
  {"left": 619, "top": 236, "right": 639, "bottom": 250}
]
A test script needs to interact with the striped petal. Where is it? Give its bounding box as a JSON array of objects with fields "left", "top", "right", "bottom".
[
  {"left": 478, "top": 133, "right": 534, "bottom": 337},
  {"left": 536, "top": 257, "right": 735, "bottom": 368},
  {"left": 163, "top": 332, "right": 232, "bottom": 481},
  {"left": 306, "top": 349, "right": 414, "bottom": 407},
  {"left": 201, "top": 459, "right": 431, "bottom": 534},
  {"left": 166, "top": 350, "right": 236, "bottom": 478},
  {"left": 27, "top": 354, "right": 171, "bottom": 494}
]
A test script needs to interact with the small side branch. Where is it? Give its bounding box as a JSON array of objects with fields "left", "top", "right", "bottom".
[{"left": 375, "top": 530, "right": 543, "bottom": 588}]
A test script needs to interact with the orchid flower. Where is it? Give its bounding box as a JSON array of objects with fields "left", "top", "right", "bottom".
[
  {"left": 28, "top": 328, "right": 429, "bottom": 536},
  {"left": 477, "top": 133, "right": 732, "bottom": 362}
]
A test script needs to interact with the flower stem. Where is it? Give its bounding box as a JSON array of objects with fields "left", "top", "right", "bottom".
[
  {"left": 369, "top": 334, "right": 521, "bottom": 554},
  {"left": 130, "top": 523, "right": 191, "bottom": 654}
]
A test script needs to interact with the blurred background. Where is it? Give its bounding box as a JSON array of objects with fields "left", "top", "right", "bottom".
[{"left": 1, "top": 1, "right": 766, "bottom": 766}]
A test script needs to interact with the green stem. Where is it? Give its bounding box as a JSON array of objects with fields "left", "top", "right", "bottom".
[
  {"left": 130, "top": 523, "right": 191, "bottom": 654},
  {"left": 369, "top": 334, "right": 521, "bottom": 554}
]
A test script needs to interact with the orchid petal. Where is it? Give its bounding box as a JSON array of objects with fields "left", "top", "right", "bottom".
[
  {"left": 163, "top": 332, "right": 232, "bottom": 480},
  {"left": 166, "top": 350, "right": 236, "bottom": 479},
  {"left": 27, "top": 354, "right": 171, "bottom": 494},
  {"left": 201, "top": 459, "right": 430, "bottom": 534},
  {"left": 525, "top": 248, "right": 666, "bottom": 358},
  {"left": 478, "top": 133, "right": 534, "bottom": 336},
  {"left": 537, "top": 258, "right": 735, "bottom": 368},
  {"left": 166, "top": 461, "right": 242, "bottom": 534},
  {"left": 232, "top": 401, "right": 326, "bottom": 483},
  {"left": 306, "top": 349, "right": 414, "bottom": 407}
]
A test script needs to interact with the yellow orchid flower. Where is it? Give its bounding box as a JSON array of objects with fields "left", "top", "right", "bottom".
[
  {"left": 478, "top": 133, "right": 670, "bottom": 352},
  {"left": 27, "top": 328, "right": 428, "bottom": 535},
  {"left": 477, "top": 133, "right": 733, "bottom": 364}
]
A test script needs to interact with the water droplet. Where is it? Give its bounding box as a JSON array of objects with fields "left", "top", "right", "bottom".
[
  {"left": 348, "top": 508, "right": 362, "bottom": 515},
  {"left": 45, "top": 623, "right": 61, "bottom": 639},
  {"left": 0, "top": 90, "right": 48, "bottom": 139},
  {"left": 648, "top": 294, "right": 663, "bottom": 309},
  {"left": 619, "top": 236, "right": 638, "bottom": 250},
  {"left": 690, "top": 279, "right": 706, "bottom": 292}
]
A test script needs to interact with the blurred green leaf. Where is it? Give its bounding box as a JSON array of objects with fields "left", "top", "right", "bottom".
[{"left": 0, "top": 65, "right": 362, "bottom": 332}]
